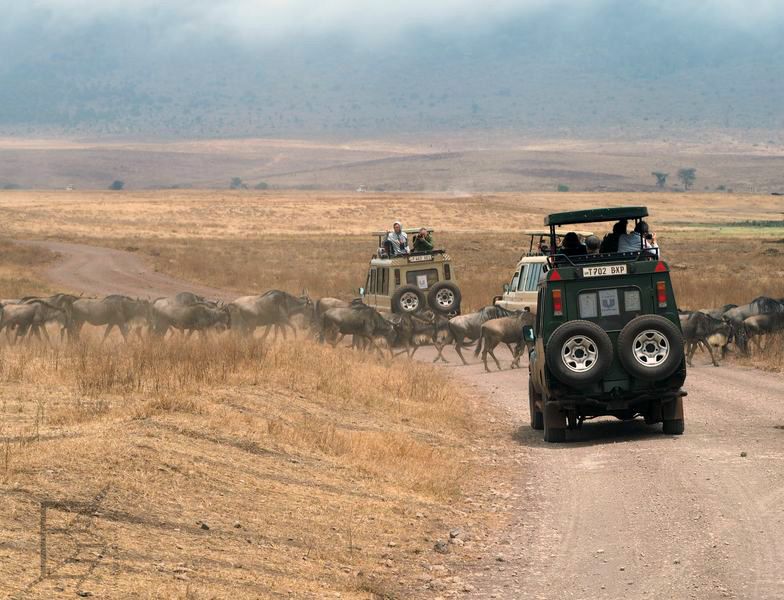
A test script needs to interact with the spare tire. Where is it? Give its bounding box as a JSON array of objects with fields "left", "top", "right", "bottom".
[
  {"left": 617, "top": 315, "right": 684, "bottom": 381},
  {"left": 545, "top": 320, "right": 613, "bottom": 386},
  {"left": 427, "top": 282, "right": 461, "bottom": 315},
  {"left": 391, "top": 285, "right": 425, "bottom": 314}
]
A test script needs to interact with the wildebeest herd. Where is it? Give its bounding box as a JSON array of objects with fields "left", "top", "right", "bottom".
[
  {"left": 0, "top": 291, "right": 536, "bottom": 372},
  {"left": 679, "top": 296, "right": 784, "bottom": 367}
]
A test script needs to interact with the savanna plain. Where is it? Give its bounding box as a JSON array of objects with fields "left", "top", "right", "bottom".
[{"left": 1, "top": 191, "right": 784, "bottom": 599}]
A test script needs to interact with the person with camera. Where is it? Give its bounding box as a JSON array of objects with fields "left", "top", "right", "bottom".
[
  {"left": 412, "top": 227, "right": 434, "bottom": 253},
  {"left": 617, "top": 220, "right": 659, "bottom": 256}
]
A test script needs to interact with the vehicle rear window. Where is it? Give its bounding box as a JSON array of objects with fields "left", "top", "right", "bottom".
[
  {"left": 406, "top": 268, "right": 439, "bottom": 289},
  {"left": 578, "top": 286, "right": 643, "bottom": 328}
]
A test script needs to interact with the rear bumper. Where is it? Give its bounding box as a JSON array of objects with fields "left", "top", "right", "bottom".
[{"left": 551, "top": 387, "right": 687, "bottom": 413}]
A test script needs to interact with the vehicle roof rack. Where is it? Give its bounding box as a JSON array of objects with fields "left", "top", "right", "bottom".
[{"left": 544, "top": 207, "right": 648, "bottom": 226}]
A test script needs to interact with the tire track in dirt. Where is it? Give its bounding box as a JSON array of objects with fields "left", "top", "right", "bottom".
[{"left": 25, "top": 239, "right": 784, "bottom": 599}]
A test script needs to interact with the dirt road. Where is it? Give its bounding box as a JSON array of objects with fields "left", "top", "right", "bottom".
[
  {"left": 27, "top": 240, "right": 784, "bottom": 599},
  {"left": 22, "top": 240, "right": 236, "bottom": 300}
]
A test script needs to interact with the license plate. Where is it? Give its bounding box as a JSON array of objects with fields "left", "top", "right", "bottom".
[
  {"left": 582, "top": 264, "right": 627, "bottom": 278},
  {"left": 408, "top": 254, "right": 433, "bottom": 263}
]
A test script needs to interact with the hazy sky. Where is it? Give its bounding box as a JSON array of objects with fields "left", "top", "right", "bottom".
[
  {"left": 3, "top": 0, "right": 783, "bottom": 43},
  {"left": 1, "top": 0, "right": 782, "bottom": 136}
]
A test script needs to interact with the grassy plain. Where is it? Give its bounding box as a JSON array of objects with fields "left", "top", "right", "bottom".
[
  {"left": 1, "top": 189, "right": 782, "bottom": 309},
  {"left": 0, "top": 190, "right": 783, "bottom": 597}
]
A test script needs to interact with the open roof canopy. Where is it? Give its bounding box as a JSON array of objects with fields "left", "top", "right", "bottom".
[{"left": 544, "top": 206, "right": 648, "bottom": 226}]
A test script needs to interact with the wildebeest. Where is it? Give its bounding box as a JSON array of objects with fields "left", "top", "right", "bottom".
[
  {"left": 229, "top": 290, "right": 312, "bottom": 339},
  {"left": 681, "top": 311, "right": 732, "bottom": 367},
  {"left": 474, "top": 310, "right": 535, "bottom": 371},
  {"left": 722, "top": 297, "right": 784, "bottom": 354},
  {"left": 70, "top": 295, "right": 152, "bottom": 342},
  {"left": 320, "top": 304, "right": 393, "bottom": 356},
  {"left": 383, "top": 310, "right": 449, "bottom": 359},
  {"left": 151, "top": 296, "right": 230, "bottom": 337},
  {"left": 444, "top": 305, "right": 517, "bottom": 364},
  {"left": 743, "top": 312, "right": 784, "bottom": 353},
  {"left": 699, "top": 304, "right": 737, "bottom": 320},
  {"left": 0, "top": 300, "right": 69, "bottom": 345}
]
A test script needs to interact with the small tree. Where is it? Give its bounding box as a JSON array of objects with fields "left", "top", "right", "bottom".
[
  {"left": 557, "top": 184, "right": 569, "bottom": 192},
  {"left": 109, "top": 180, "right": 124, "bottom": 191},
  {"left": 230, "top": 177, "right": 247, "bottom": 190},
  {"left": 651, "top": 172, "right": 669, "bottom": 188},
  {"left": 254, "top": 181, "right": 269, "bottom": 190},
  {"left": 677, "top": 168, "right": 696, "bottom": 191}
]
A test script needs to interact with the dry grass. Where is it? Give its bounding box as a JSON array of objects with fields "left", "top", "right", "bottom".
[
  {"left": 0, "top": 239, "right": 56, "bottom": 298},
  {"left": 1, "top": 189, "right": 783, "bottom": 597},
  {"left": 0, "top": 334, "right": 502, "bottom": 598}
]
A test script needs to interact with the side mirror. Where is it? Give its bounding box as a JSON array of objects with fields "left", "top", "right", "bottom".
[
  {"left": 358, "top": 287, "right": 365, "bottom": 297},
  {"left": 522, "top": 325, "right": 536, "bottom": 343},
  {"left": 503, "top": 283, "right": 510, "bottom": 293}
]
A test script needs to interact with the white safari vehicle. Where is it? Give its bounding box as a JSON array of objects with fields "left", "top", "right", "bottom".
[
  {"left": 360, "top": 229, "right": 461, "bottom": 315},
  {"left": 494, "top": 230, "right": 592, "bottom": 313}
]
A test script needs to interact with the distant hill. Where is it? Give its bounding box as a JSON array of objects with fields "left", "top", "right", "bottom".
[{"left": 1, "top": 2, "right": 783, "bottom": 138}]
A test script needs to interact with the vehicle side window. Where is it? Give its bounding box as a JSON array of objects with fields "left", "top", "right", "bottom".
[
  {"left": 369, "top": 268, "right": 377, "bottom": 293},
  {"left": 406, "top": 268, "right": 439, "bottom": 289},
  {"left": 511, "top": 271, "right": 520, "bottom": 291},
  {"left": 525, "top": 264, "right": 543, "bottom": 291},
  {"left": 365, "top": 270, "right": 371, "bottom": 294},
  {"left": 517, "top": 266, "right": 528, "bottom": 291},
  {"left": 381, "top": 268, "right": 389, "bottom": 295}
]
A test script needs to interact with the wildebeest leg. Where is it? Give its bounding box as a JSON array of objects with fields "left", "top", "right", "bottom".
[
  {"left": 504, "top": 342, "right": 515, "bottom": 356},
  {"left": 454, "top": 336, "right": 470, "bottom": 365},
  {"left": 703, "top": 338, "right": 719, "bottom": 367},
  {"left": 260, "top": 326, "right": 272, "bottom": 342},
  {"left": 686, "top": 342, "right": 695, "bottom": 367},
  {"left": 101, "top": 323, "right": 115, "bottom": 344},
  {"left": 483, "top": 340, "right": 503, "bottom": 372},
  {"left": 118, "top": 323, "right": 130, "bottom": 343},
  {"left": 432, "top": 341, "right": 449, "bottom": 363}
]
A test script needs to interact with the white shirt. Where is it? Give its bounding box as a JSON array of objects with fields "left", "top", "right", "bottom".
[
  {"left": 617, "top": 232, "right": 659, "bottom": 254},
  {"left": 386, "top": 231, "right": 409, "bottom": 255}
]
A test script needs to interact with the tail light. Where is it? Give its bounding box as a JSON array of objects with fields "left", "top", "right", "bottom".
[
  {"left": 552, "top": 289, "right": 563, "bottom": 316},
  {"left": 656, "top": 281, "right": 667, "bottom": 308},
  {"left": 444, "top": 264, "right": 451, "bottom": 280}
]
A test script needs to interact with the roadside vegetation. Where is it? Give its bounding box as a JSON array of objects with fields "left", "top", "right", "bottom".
[{"left": 0, "top": 334, "right": 509, "bottom": 598}]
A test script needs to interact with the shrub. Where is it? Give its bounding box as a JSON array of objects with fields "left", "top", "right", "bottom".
[
  {"left": 557, "top": 184, "right": 570, "bottom": 192},
  {"left": 109, "top": 180, "right": 125, "bottom": 191}
]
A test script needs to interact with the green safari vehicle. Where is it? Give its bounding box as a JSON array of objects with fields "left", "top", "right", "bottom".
[{"left": 524, "top": 207, "right": 687, "bottom": 442}]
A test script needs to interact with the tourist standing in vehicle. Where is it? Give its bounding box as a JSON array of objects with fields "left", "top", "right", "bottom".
[
  {"left": 585, "top": 235, "right": 601, "bottom": 255},
  {"left": 386, "top": 221, "right": 409, "bottom": 255},
  {"left": 412, "top": 228, "right": 433, "bottom": 253},
  {"left": 599, "top": 219, "right": 628, "bottom": 253},
  {"left": 560, "top": 231, "right": 587, "bottom": 256},
  {"left": 617, "top": 220, "right": 659, "bottom": 254}
]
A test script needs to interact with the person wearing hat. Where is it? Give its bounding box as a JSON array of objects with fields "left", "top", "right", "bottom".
[{"left": 385, "top": 221, "right": 409, "bottom": 256}]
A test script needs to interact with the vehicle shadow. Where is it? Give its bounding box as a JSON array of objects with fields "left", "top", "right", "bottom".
[{"left": 513, "top": 418, "right": 671, "bottom": 448}]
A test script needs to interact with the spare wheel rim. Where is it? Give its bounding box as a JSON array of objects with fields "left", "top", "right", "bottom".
[
  {"left": 632, "top": 329, "right": 669, "bottom": 367},
  {"left": 436, "top": 288, "right": 455, "bottom": 308},
  {"left": 561, "top": 335, "right": 599, "bottom": 373},
  {"left": 400, "top": 292, "right": 420, "bottom": 312}
]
